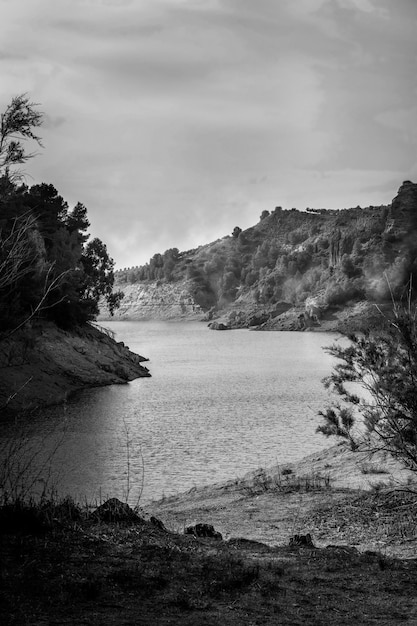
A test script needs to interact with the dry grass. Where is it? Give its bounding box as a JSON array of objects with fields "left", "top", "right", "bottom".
[
  {"left": 2, "top": 488, "right": 417, "bottom": 625},
  {"left": 241, "top": 467, "right": 332, "bottom": 496},
  {"left": 3, "top": 444, "right": 417, "bottom": 624},
  {"left": 303, "top": 489, "right": 417, "bottom": 556}
]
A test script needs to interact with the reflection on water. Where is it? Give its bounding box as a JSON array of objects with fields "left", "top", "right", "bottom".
[{"left": 3, "top": 322, "right": 338, "bottom": 504}]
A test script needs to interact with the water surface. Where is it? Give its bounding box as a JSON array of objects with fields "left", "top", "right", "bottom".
[{"left": 4, "top": 322, "right": 338, "bottom": 504}]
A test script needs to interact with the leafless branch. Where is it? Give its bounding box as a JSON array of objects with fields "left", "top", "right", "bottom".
[{"left": 4, "top": 265, "right": 71, "bottom": 338}]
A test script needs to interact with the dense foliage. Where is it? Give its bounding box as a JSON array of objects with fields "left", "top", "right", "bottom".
[{"left": 0, "top": 95, "right": 122, "bottom": 332}]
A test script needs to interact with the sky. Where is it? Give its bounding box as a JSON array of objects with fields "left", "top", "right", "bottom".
[{"left": 1, "top": 0, "right": 416, "bottom": 268}]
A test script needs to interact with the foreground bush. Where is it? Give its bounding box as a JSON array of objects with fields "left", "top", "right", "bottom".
[{"left": 317, "top": 300, "right": 417, "bottom": 470}]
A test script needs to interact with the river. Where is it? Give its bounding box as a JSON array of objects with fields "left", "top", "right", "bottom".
[{"left": 3, "top": 321, "right": 339, "bottom": 505}]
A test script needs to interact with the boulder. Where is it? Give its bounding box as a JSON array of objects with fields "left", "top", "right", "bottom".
[
  {"left": 90, "top": 498, "right": 142, "bottom": 523},
  {"left": 208, "top": 321, "right": 229, "bottom": 331},
  {"left": 289, "top": 533, "right": 315, "bottom": 547},
  {"left": 185, "top": 523, "right": 223, "bottom": 540}
]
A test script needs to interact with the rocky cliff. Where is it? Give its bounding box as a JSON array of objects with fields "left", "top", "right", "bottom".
[
  {"left": 99, "top": 280, "right": 204, "bottom": 321},
  {"left": 0, "top": 321, "right": 150, "bottom": 415}
]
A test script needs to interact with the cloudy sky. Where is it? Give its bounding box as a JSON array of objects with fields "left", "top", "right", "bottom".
[{"left": 1, "top": 0, "right": 416, "bottom": 268}]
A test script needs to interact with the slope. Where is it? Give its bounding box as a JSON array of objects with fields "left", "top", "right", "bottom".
[{"left": 112, "top": 181, "right": 417, "bottom": 330}]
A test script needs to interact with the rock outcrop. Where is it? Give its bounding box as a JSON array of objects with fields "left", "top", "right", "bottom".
[
  {"left": 99, "top": 280, "right": 204, "bottom": 321},
  {"left": 208, "top": 321, "right": 229, "bottom": 330},
  {"left": 0, "top": 321, "right": 150, "bottom": 415},
  {"left": 185, "top": 523, "right": 223, "bottom": 540},
  {"left": 90, "top": 498, "right": 142, "bottom": 524},
  {"left": 386, "top": 180, "right": 417, "bottom": 238}
]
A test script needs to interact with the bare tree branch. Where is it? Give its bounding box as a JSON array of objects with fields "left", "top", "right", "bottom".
[
  {"left": 0, "top": 212, "right": 39, "bottom": 291},
  {"left": 3, "top": 265, "right": 71, "bottom": 339}
]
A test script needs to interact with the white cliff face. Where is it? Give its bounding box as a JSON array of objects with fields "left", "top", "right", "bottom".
[{"left": 99, "top": 280, "right": 204, "bottom": 321}]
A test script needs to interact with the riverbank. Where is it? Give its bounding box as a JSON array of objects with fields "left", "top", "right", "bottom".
[
  {"left": 0, "top": 320, "right": 150, "bottom": 415},
  {"left": 145, "top": 442, "right": 417, "bottom": 558},
  {"left": 206, "top": 300, "right": 389, "bottom": 333},
  {"left": 103, "top": 275, "right": 390, "bottom": 333},
  {"left": 2, "top": 443, "right": 417, "bottom": 625}
]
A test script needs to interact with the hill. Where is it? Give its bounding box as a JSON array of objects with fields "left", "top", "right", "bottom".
[{"left": 110, "top": 181, "right": 417, "bottom": 330}]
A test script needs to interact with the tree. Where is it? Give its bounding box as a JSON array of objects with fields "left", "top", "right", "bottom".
[
  {"left": 0, "top": 210, "right": 72, "bottom": 334},
  {"left": 24, "top": 183, "right": 69, "bottom": 247},
  {"left": 81, "top": 237, "right": 124, "bottom": 316},
  {"left": 0, "top": 94, "right": 43, "bottom": 180},
  {"left": 341, "top": 253, "right": 361, "bottom": 279},
  {"left": 0, "top": 95, "right": 124, "bottom": 330},
  {"left": 317, "top": 301, "right": 417, "bottom": 470},
  {"left": 221, "top": 270, "right": 238, "bottom": 299},
  {"left": 162, "top": 247, "right": 179, "bottom": 280},
  {"left": 65, "top": 202, "right": 90, "bottom": 242}
]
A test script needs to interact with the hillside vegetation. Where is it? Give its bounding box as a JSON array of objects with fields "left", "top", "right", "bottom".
[
  {"left": 0, "top": 95, "right": 123, "bottom": 335},
  {"left": 116, "top": 181, "right": 417, "bottom": 329},
  {"left": 0, "top": 95, "right": 147, "bottom": 414}
]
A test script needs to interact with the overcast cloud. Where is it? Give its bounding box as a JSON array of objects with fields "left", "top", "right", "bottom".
[{"left": 1, "top": 0, "right": 416, "bottom": 267}]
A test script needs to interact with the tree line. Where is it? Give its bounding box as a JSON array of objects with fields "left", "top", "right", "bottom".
[
  {"left": 0, "top": 94, "right": 122, "bottom": 333},
  {"left": 116, "top": 201, "right": 406, "bottom": 312}
]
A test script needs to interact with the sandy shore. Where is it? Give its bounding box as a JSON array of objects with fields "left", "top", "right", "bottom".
[{"left": 145, "top": 442, "right": 417, "bottom": 558}]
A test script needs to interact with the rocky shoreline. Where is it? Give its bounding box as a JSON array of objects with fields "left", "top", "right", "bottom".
[
  {"left": 206, "top": 299, "right": 388, "bottom": 333},
  {"left": 101, "top": 277, "right": 390, "bottom": 333},
  {"left": 0, "top": 320, "right": 150, "bottom": 415}
]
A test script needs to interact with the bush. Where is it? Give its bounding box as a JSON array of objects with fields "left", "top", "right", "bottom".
[{"left": 317, "top": 300, "right": 417, "bottom": 470}]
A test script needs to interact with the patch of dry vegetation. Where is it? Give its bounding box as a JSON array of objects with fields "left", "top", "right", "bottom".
[
  {"left": 3, "top": 445, "right": 417, "bottom": 626},
  {"left": 2, "top": 493, "right": 417, "bottom": 625}
]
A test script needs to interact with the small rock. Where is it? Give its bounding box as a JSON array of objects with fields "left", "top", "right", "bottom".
[
  {"left": 185, "top": 523, "right": 223, "bottom": 540},
  {"left": 289, "top": 533, "right": 315, "bottom": 547},
  {"left": 208, "top": 321, "right": 229, "bottom": 331}
]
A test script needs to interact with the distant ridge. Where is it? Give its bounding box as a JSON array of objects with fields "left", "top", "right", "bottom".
[{"left": 109, "top": 182, "right": 417, "bottom": 331}]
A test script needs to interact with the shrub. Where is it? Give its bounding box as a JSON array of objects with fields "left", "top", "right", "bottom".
[{"left": 317, "top": 300, "right": 417, "bottom": 470}]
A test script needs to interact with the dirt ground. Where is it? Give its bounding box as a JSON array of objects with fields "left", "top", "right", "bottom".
[
  {"left": 145, "top": 443, "right": 417, "bottom": 558},
  {"left": 3, "top": 443, "right": 417, "bottom": 625}
]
